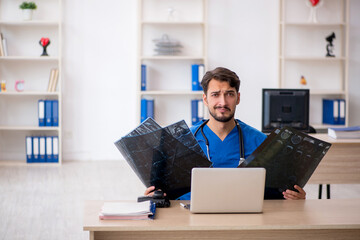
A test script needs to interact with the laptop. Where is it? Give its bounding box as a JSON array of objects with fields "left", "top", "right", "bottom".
[{"left": 190, "top": 168, "right": 266, "bottom": 213}]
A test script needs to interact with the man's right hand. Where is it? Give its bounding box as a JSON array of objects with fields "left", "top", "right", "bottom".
[
  {"left": 144, "top": 186, "right": 156, "bottom": 196},
  {"left": 144, "top": 186, "right": 167, "bottom": 197}
]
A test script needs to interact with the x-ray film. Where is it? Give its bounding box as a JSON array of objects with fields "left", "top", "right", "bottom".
[
  {"left": 241, "top": 127, "right": 331, "bottom": 193},
  {"left": 115, "top": 118, "right": 210, "bottom": 199}
]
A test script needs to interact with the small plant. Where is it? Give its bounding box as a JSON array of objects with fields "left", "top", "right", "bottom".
[{"left": 19, "top": 2, "right": 37, "bottom": 10}]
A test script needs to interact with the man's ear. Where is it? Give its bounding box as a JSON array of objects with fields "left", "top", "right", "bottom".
[
  {"left": 236, "top": 92, "right": 240, "bottom": 105},
  {"left": 203, "top": 93, "right": 208, "bottom": 106}
]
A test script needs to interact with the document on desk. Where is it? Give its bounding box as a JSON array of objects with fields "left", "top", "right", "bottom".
[
  {"left": 240, "top": 127, "right": 332, "bottom": 192},
  {"left": 114, "top": 118, "right": 210, "bottom": 199},
  {"left": 99, "top": 201, "right": 156, "bottom": 220}
]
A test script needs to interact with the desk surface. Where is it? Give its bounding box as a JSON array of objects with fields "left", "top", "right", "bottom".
[
  {"left": 308, "top": 134, "right": 360, "bottom": 184},
  {"left": 84, "top": 199, "right": 360, "bottom": 232},
  {"left": 310, "top": 133, "right": 360, "bottom": 144}
]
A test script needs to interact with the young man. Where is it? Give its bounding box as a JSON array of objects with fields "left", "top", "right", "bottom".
[{"left": 145, "top": 67, "right": 306, "bottom": 200}]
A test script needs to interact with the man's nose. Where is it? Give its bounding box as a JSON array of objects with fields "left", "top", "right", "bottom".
[{"left": 218, "top": 94, "right": 226, "bottom": 105}]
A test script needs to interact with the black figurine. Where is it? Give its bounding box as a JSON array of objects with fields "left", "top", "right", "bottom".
[
  {"left": 39, "top": 37, "right": 50, "bottom": 56},
  {"left": 325, "top": 32, "right": 336, "bottom": 57}
]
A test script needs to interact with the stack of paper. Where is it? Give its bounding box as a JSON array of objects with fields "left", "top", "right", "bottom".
[
  {"left": 328, "top": 126, "right": 360, "bottom": 139},
  {"left": 99, "top": 201, "right": 155, "bottom": 220}
]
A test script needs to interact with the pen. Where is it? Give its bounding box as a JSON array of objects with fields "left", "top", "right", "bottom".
[{"left": 180, "top": 203, "right": 189, "bottom": 209}]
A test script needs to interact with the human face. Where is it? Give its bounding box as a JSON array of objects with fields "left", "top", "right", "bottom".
[{"left": 203, "top": 79, "right": 240, "bottom": 123}]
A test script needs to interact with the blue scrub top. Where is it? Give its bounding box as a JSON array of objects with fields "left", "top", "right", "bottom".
[{"left": 177, "top": 119, "right": 267, "bottom": 200}]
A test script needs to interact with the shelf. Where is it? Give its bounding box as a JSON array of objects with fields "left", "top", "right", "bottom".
[
  {"left": 140, "top": 90, "right": 203, "bottom": 96},
  {"left": 310, "top": 90, "right": 346, "bottom": 95},
  {"left": 280, "top": 57, "right": 345, "bottom": 61},
  {"left": 0, "top": 160, "right": 61, "bottom": 166},
  {"left": 0, "top": 126, "right": 60, "bottom": 131},
  {"left": 279, "top": 0, "right": 349, "bottom": 128},
  {"left": 141, "top": 21, "right": 204, "bottom": 25},
  {"left": 138, "top": 0, "right": 207, "bottom": 125},
  {"left": 141, "top": 56, "right": 205, "bottom": 60},
  {"left": 0, "top": 20, "right": 59, "bottom": 26},
  {"left": 0, "top": 91, "right": 59, "bottom": 96},
  {"left": 0, "top": 0, "right": 63, "bottom": 164},
  {"left": 280, "top": 22, "right": 346, "bottom": 27},
  {"left": 0, "top": 56, "right": 59, "bottom": 61}
]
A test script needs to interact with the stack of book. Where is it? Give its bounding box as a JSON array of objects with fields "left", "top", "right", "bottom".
[
  {"left": 0, "top": 33, "right": 8, "bottom": 57},
  {"left": 328, "top": 126, "right": 360, "bottom": 139},
  {"left": 47, "top": 68, "right": 59, "bottom": 92},
  {"left": 99, "top": 201, "right": 156, "bottom": 220}
]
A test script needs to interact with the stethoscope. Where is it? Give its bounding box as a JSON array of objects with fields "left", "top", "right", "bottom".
[{"left": 193, "top": 119, "right": 245, "bottom": 166}]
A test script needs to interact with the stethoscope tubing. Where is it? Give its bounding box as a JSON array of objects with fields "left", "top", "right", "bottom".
[{"left": 194, "top": 119, "right": 245, "bottom": 164}]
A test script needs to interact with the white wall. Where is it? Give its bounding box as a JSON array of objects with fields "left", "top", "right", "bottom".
[
  {"left": 207, "top": 0, "right": 279, "bottom": 127},
  {"left": 62, "top": 0, "right": 360, "bottom": 161},
  {"left": 62, "top": 0, "right": 138, "bottom": 160},
  {"left": 348, "top": 0, "right": 360, "bottom": 126}
]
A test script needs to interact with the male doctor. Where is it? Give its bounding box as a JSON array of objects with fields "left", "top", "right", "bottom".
[{"left": 145, "top": 67, "right": 306, "bottom": 200}]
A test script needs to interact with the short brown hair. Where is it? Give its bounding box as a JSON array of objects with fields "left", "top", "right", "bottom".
[{"left": 201, "top": 67, "right": 240, "bottom": 94}]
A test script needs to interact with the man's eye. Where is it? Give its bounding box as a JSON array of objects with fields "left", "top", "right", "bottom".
[{"left": 212, "top": 93, "right": 219, "bottom": 97}]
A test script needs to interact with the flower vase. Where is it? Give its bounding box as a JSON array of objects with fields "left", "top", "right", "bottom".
[{"left": 22, "top": 9, "right": 33, "bottom": 21}]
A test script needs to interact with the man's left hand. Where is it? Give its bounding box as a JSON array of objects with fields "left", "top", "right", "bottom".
[{"left": 282, "top": 185, "right": 306, "bottom": 200}]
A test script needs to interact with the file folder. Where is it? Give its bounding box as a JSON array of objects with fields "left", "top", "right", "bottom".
[
  {"left": 146, "top": 99, "right": 154, "bottom": 119},
  {"left": 191, "top": 64, "right": 199, "bottom": 91},
  {"left": 141, "top": 99, "right": 147, "bottom": 122},
  {"left": 39, "top": 136, "right": 46, "bottom": 162},
  {"left": 323, "top": 99, "right": 346, "bottom": 125},
  {"left": 46, "top": 136, "right": 53, "bottom": 162},
  {"left": 339, "top": 99, "right": 346, "bottom": 125},
  {"left": 45, "top": 100, "right": 52, "bottom": 126},
  {"left": 191, "top": 99, "right": 198, "bottom": 125},
  {"left": 26, "top": 136, "right": 33, "bottom": 163},
  {"left": 198, "top": 64, "right": 204, "bottom": 90},
  {"left": 141, "top": 64, "right": 146, "bottom": 91},
  {"left": 52, "top": 100, "right": 59, "bottom": 127},
  {"left": 52, "top": 136, "right": 59, "bottom": 163},
  {"left": 198, "top": 100, "right": 204, "bottom": 121},
  {"left": 38, "top": 100, "right": 45, "bottom": 126},
  {"left": 32, "top": 137, "right": 40, "bottom": 163}
]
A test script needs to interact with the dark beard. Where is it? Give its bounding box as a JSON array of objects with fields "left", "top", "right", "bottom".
[{"left": 208, "top": 109, "right": 234, "bottom": 123}]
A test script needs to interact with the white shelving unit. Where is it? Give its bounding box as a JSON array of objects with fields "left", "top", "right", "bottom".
[
  {"left": 0, "top": 0, "right": 62, "bottom": 163},
  {"left": 137, "top": 0, "right": 207, "bottom": 126},
  {"left": 279, "top": 0, "right": 349, "bottom": 131}
]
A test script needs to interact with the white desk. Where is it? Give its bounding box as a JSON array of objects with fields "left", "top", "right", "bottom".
[
  {"left": 84, "top": 199, "right": 360, "bottom": 240},
  {"left": 309, "top": 134, "right": 360, "bottom": 184}
]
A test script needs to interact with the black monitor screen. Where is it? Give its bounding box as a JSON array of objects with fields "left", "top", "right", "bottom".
[{"left": 262, "top": 89, "right": 309, "bottom": 133}]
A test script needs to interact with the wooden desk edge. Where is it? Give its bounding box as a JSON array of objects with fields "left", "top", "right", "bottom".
[
  {"left": 84, "top": 199, "right": 360, "bottom": 232},
  {"left": 83, "top": 224, "right": 360, "bottom": 232}
]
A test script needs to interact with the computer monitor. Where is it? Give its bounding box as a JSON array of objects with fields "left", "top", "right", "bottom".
[{"left": 262, "top": 89, "right": 310, "bottom": 133}]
